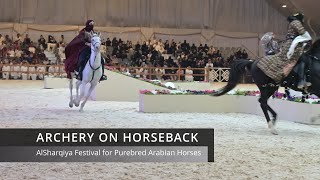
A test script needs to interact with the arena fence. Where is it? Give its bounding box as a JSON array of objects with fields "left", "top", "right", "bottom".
[{"left": 0, "top": 64, "right": 252, "bottom": 83}]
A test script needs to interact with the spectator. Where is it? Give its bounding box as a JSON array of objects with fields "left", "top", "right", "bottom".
[
  {"left": 185, "top": 66, "right": 194, "bottom": 82},
  {"left": 15, "top": 47, "right": 23, "bottom": 58},
  {"left": 205, "top": 59, "right": 214, "bottom": 81},
  {"left": 48, "top": 63, "right": 56, "bottom": 76},
  {"left": 2, "top": 61, "right": 10, "bottom": 80},
  {"left": 142, "top": 63, "right": 149, "bottom": 79},
  {"left": 28, "top": 43, "right": 36, "bottom": 54},
  {"left": 38, "top": 35, "right": 47, "bottom": 50},
  {"left": 7, "top": 47, "right": 15, "bottom": 58},
  {"left": 175, "top": 65, "right": 184, "bottom": 81},
  {"left": 37, "top": 62, "right": 46, "bottom": 80},
  {"left": 28, "top": 62, "right": 37, "bottom": 80},
  {"left": 59, "top": 35, "right": 65, "bottom": 45},
  {"left": 11, "top": 60, "right": 21, "bottom": 79},
  {"left": 242, "top": 49, "right": 248, "bottom": 59},
  {"left": 15, "top": 33, "right": 22, "bottom": 42},
  {"left": 5, "top": 35, "right": 12, "bottom": 44},
  {"left": 47, "top": 35, "right": 57, "bottom": 52},
  {"left": 106, "top": 38, "right": 111, "bottom": 46},
  {"left": 20, "top": 61, "right": 29, "bottom": 80},
  {"left": 23, "top": 34, "right": 31, "bottom": 47},
  {"left": 58, "top": 43, "right": 66, "bottom": 63}
]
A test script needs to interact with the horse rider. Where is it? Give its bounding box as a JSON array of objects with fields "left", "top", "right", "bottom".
[
  {"left": 65, "top": 20, "right": 107, "bottom": 81},
  {"left": 257, "top": 12, "right": 312, "bottom": 89}
]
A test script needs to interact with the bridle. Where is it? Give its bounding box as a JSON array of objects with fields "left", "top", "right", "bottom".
[{"left": 88, "top": 36, "right": 102, "bottom": 82}]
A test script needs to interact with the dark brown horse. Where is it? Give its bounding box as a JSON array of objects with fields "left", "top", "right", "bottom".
[{"left": 211, "top": 39, "right": 320, "bottom": 134}]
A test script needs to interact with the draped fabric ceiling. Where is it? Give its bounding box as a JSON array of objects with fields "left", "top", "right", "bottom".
[
  {"left": 1, "top": 0, "right": 318, "bottom": 57},
  {"left": 266, "top": 0, "right": 320, "bottom": 37},
  {"left": 0, "top": 0, "right": 288, "bottom": 34}
]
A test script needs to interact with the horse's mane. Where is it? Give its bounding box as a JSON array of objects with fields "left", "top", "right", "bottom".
[
  {"left": 92, "top": 33, "right": 99, "bottom": 37},
  {"left": 311, "top": 38, "right": 320, "bottom": 51}
]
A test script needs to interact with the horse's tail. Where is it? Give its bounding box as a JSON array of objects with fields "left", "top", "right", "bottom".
[{"left": 211, "top": 59, "right": 253, "bottom": 96}]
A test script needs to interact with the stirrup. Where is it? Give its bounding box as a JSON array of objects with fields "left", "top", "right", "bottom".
[{"left": 297, "top": 81, "right": 305, "bottom": 89}]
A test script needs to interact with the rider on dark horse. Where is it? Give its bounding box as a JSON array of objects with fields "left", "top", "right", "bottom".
[
  {"left": 64, "top": 20, "right": 107, "bottom": 81},
  {"left": 257, "top": 12, "right": 312, "bottom": 89},
  {"left": 212, "top": 13, "right": 318, "bottom": 134}
]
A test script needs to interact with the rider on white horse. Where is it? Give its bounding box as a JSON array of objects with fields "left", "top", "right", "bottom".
[
  {"left": 76, "top": 20, "right": 107, "bottom": 81},
  {"left": 65, "top": 20, "right": 107, "bottom": 81}
]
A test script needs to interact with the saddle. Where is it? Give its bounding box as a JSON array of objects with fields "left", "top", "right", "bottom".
[
  {"left": 281, "top": 57, "right": 312, "bottom": 91},
  {"left": 75, "top": 47, "right": 106, "bottom": 81}
]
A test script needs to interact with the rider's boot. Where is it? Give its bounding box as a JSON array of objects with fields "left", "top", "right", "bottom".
[
  {"left": 77, "top": 47, "right": 91, "bottom": 81},
  {"left": 100, "top": 57, "right": 107, "bottom": 81},
  {"left": 297, "top": 62, "right": 306, "bottom": 89},
  {"left": 77, "top": 66, "right": 83, "bottom": 80}
]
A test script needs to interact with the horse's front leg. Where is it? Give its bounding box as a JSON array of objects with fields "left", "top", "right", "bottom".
[
  {"left": 74, "top": 80, "right": 82, "bottom": 107},
  {"left": 258, "top": 87, "right": 279, "bottom": 135},
  {"left": 79, "top": 82, "right": 97, "bottom": 112},
  {"left": 68, "top": 78, "right": 74, "bottom": 108},
  {"left": 77, "top": 81, "right": 86, "bottom": 112}
]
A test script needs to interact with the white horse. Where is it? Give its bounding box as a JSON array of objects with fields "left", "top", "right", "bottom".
[{"left": 68, "top": 31, "right": 103, "bottom": 112}]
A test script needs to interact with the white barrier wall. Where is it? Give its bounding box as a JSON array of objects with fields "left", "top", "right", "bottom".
[
  {"left": 139, "top": 94, "right": 320, "bottom": 125},
  {"left": 95, "top": 71, "right": 169, "bottom": 102}
]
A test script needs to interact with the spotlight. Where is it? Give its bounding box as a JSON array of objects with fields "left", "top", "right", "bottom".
[{"left": 282, "top": 4, "right": 287, "bottom": 8}]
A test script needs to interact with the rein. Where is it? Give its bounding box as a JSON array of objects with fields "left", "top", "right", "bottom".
[
  {"left": 309, "top": 54, "right": 319, "bottom": 61},
  {"left": 88, "top": 44, "right": 101, "bottom": 82}
]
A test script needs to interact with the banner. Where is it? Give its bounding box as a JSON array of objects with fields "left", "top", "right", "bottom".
[{"left": 0, "top": 129, "right": 214, "bottom": 162}]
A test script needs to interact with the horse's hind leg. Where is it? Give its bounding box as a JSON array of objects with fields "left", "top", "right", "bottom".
[
  {"left": 79, "top": 82, "right": 97, "bottom": 112},
  {"left": 68, "top": 77, "right": 74, "bottom": 108},
  {"left": 78, "top": 82, "right": 86, "bottom": 112}
]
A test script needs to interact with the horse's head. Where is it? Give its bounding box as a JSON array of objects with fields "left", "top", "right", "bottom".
[
  {"left": 86, "top": 31, "right": 102, "bottom": 51},
  {"left": 310, "top": 38, "right": 320, "bottom": 53}
]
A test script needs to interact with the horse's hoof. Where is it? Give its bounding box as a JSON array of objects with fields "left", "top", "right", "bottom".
[
  {"left": 270, "top": 129, "right": 278, "bottom": 135},
  {"left": 268, "top": 121, "right": 278, "bottom": 135},
  {"left": 271, "top": 118, "right": 277, "bottom": 126},
  {"left": 74, "top": 102, "right": 80, "bottom": 107},
  {"left": 69, "top": 103, "right": 73, "bottom": 108}
]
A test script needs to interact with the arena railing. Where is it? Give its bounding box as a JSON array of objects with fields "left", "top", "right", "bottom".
[{"left": 0, "top": 64, "right": 236, "bottom": 82}]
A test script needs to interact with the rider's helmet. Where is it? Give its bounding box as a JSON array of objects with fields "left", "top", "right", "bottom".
[
  {"left": 85, "top": 20, "right": 94, "bottom": 32},
  {"left": 287, "top": 12, "right": 304, "bottom": 23}
]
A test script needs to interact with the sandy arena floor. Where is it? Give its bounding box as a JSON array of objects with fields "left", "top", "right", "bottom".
[{"left": 0, "top": 81, "right": 319, "bottom": 180}]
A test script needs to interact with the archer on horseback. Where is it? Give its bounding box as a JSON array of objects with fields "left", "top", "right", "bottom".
[
  {"left": 211, "top": 12, "right": 320, "bottom": 134},
  {"left": 257, "top": 12, "right": 312, "bottom": 89},
  {"left": 65, "top": 20, "right": 107, "bottom": 81}
]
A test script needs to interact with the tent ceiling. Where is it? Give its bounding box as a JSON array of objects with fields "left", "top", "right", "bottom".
[{"left": 267, "top": 0, "right": 320, "bottom": 37}]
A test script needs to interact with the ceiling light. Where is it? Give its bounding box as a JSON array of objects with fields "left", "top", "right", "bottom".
[{"left": 282, "top": 4, "right": 287, "bottom": 8}]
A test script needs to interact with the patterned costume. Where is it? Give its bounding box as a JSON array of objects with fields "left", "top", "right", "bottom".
[
  {"left": 64, "top": 20, "right": 94, "bottom": 79},
  {"left": 257, "top": 20, "right": 306, "bottom": 83}
]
